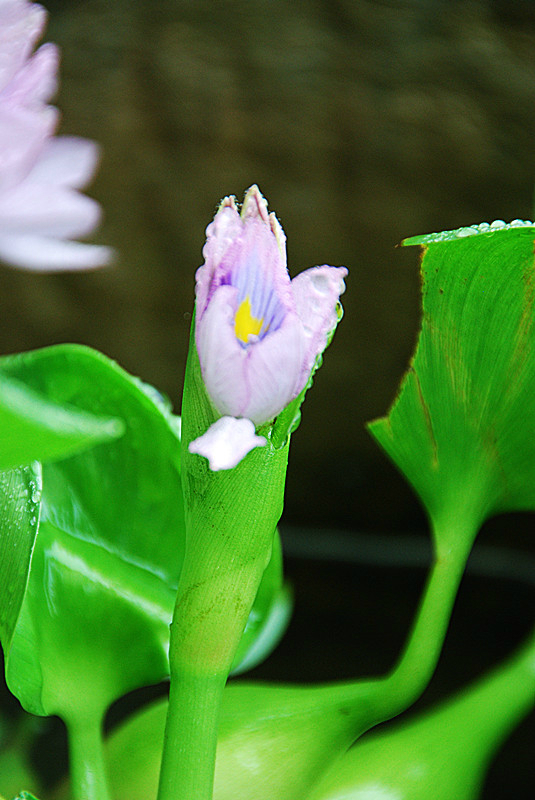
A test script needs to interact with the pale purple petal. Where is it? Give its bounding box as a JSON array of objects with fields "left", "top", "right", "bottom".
[
  {"left": 237, "top": 312, "right": 305, "bottom": 423},
  {"left": 0, "top": 182, "right": 101, "bottom": 237},
  {"left": 197, "top": 284, "right": 306, "bottom": 424},
  {"left": 268, "top": 211, "right": 287, "bottom": 258},
  {"left": 290, "top": 265, "right": 348, "bottom": 388},
  {"left": 196, "top": 186, "right": 290, "bottom": 322},
  {"left": 0, "top": 233, "right": 113, "bottom": 271},
  {"left": 220, "top": 215, "right": 293, "bottom": 316},
  {"left": 241, "top": 184, "right": 270, "bottom": 223},
  {"left": 0, "top": 102, "right": 56, "bottom": 190},
  {"left": 1, "top": 42, "right": 58, "bottom": 107},
  {"left": 26, "top": 136, "right": 100, "bottom": 188},
  {"left": 196, "top": 198, "right": 241, "bottom": 315},
  {"left": 0, "top": 3, "right": 111, "bottom": 272},
  {"left": 189, "top": 416, "right": 266, "bottom": 471},
  {"left": 196, "top": 284, "right": 251, "bottom": 417},
  {"left": 0, "top": 1, "right": 47, "bottom": 92}
]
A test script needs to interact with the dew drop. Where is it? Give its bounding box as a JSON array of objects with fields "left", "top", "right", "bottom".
[
  {"left": 310, "top": 272, "right": 330, "bottom": 295},
  {"left": 29, "top": 482, "right": 41, "bottom": 505}
]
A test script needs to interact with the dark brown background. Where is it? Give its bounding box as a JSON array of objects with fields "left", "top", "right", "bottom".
[{"left": 3, "top": 0, "right": 535, "bottom": 535}]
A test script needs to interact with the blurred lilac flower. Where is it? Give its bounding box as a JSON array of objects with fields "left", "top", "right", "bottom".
[
  {"left": 189, "top": 185, "right": 347, "bottom": 470},
  {"left": 0, "top": 0, "right": 112, "bottom": 271}
]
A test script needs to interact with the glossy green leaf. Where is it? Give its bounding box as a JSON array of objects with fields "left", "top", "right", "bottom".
[
  {"left": 103, "top": 698, "right": 164, "bottom": 800},
  {"left": 10, "top": 793, "right": 40, "bottom": 800},
  {"left": 1, "top": 345, "right": 184, "bottom": 724},
  {"left": 368, "top": 222, "right": 535, "bottom": 547},
  {"left": 1, "top": 358, "right": 123, "bottom": 681},
  {"left": 0, "top": 465, "right": 41, "bottom": 652},
  {"left": 0, "top": 368, "right": 121, "bottom": 472},
  {"left": 1, "top": 344, "right": 289, "bottom": 727}
]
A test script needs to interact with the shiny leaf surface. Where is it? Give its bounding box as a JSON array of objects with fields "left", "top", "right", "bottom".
[
  {"left": 2, "top": 345, "right": 184, "bottom": 722},
  {"left": 1, "top": 345, "right": 289, "bottom": 725},
  {"left": 0, "top": 465, "right": 41, "bottom": 651},
  {"left": 368, "top": 223, "right": 535, "bottom": 546},
  {"left": 1, "top": 360, "right": 121, "bottom": 659},
  {"left": 0, "top": 368, "right": 121, "bottom": 472}
]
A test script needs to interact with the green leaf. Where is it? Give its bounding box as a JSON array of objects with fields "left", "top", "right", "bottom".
[
  {"left": 1, "top": 353, "right": 123, "bottom": 677},
  {"left": 0, "top": 464, "right": 41, "bottom": 651},
  {"left": 1, "top": 345, "right": 184, "bottom": 723},
  {"left": 0, "top": 368, "right": 122, "bottom": 471},
  {"left": 10, "top": 793, "right": 41, "bottom": 800},
  {"left": 368, "top": 222, "right": 535, "bottom": 547},
  {"left": 1, "top": 344, "right": 288, "bottom": 726}
]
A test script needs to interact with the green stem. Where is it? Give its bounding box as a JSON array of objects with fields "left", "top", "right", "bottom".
[
  {"left": 156, "top": 533, "right": 273, "bottom": 800},
  {"left": 157, "top": 667, "right": 226, "bottom": 800},
  {"left": 368, "top": 517, "right": 477, "bottom": 724},
  {"left": 66, "top": 713, "right": 111, "bottom": 800}
]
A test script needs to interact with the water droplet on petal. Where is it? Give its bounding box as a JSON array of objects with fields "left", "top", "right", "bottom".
[{"left": 310, "top": 272, "right": 331, "bottom": 294}]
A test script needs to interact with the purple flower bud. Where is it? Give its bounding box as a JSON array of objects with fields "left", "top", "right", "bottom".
[
  {"left": 0, "top": 0, "right": 112, "bottom": 271},
  {"left": 189, "top": 185, "right": 347, "bottom": 469}
]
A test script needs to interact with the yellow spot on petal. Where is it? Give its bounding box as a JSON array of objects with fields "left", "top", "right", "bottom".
[{"left": 235, "top": 296, "right": 264, "bottom": 343}]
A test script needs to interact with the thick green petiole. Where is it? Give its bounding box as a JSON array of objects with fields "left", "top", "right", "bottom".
[
  {"left": 66, "top": 712, "right": 111, "bottom": 800},
  {"left": 367, "top": 511, "right": 479, "bottom": 724}
]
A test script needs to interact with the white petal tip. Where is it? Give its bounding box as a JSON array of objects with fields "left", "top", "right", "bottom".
[
  {"left": 241, "top": 185, "right": 269, "bottom": 222},
  {"left": 189, "top": 416, "right": 266, "bottom": 471}
]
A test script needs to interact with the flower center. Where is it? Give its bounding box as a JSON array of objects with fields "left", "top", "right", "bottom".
[{"left": 235, "top": 296, "right": 264, "bottom": 344}]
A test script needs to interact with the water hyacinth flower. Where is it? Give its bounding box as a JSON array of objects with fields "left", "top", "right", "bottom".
[
  {"left": 0, "top": 0, "right": 112, "bottom": 271},
  {"left": 189, "top": 185, "right": 347, "bottom": 470}
]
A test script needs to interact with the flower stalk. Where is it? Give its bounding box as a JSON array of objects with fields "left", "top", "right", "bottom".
[
  {"left": 158, "top": 320, "right": 291, "bottom": 800},
  {"left": 157, "top": 187, "right": 346, "bottom": 800}
]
